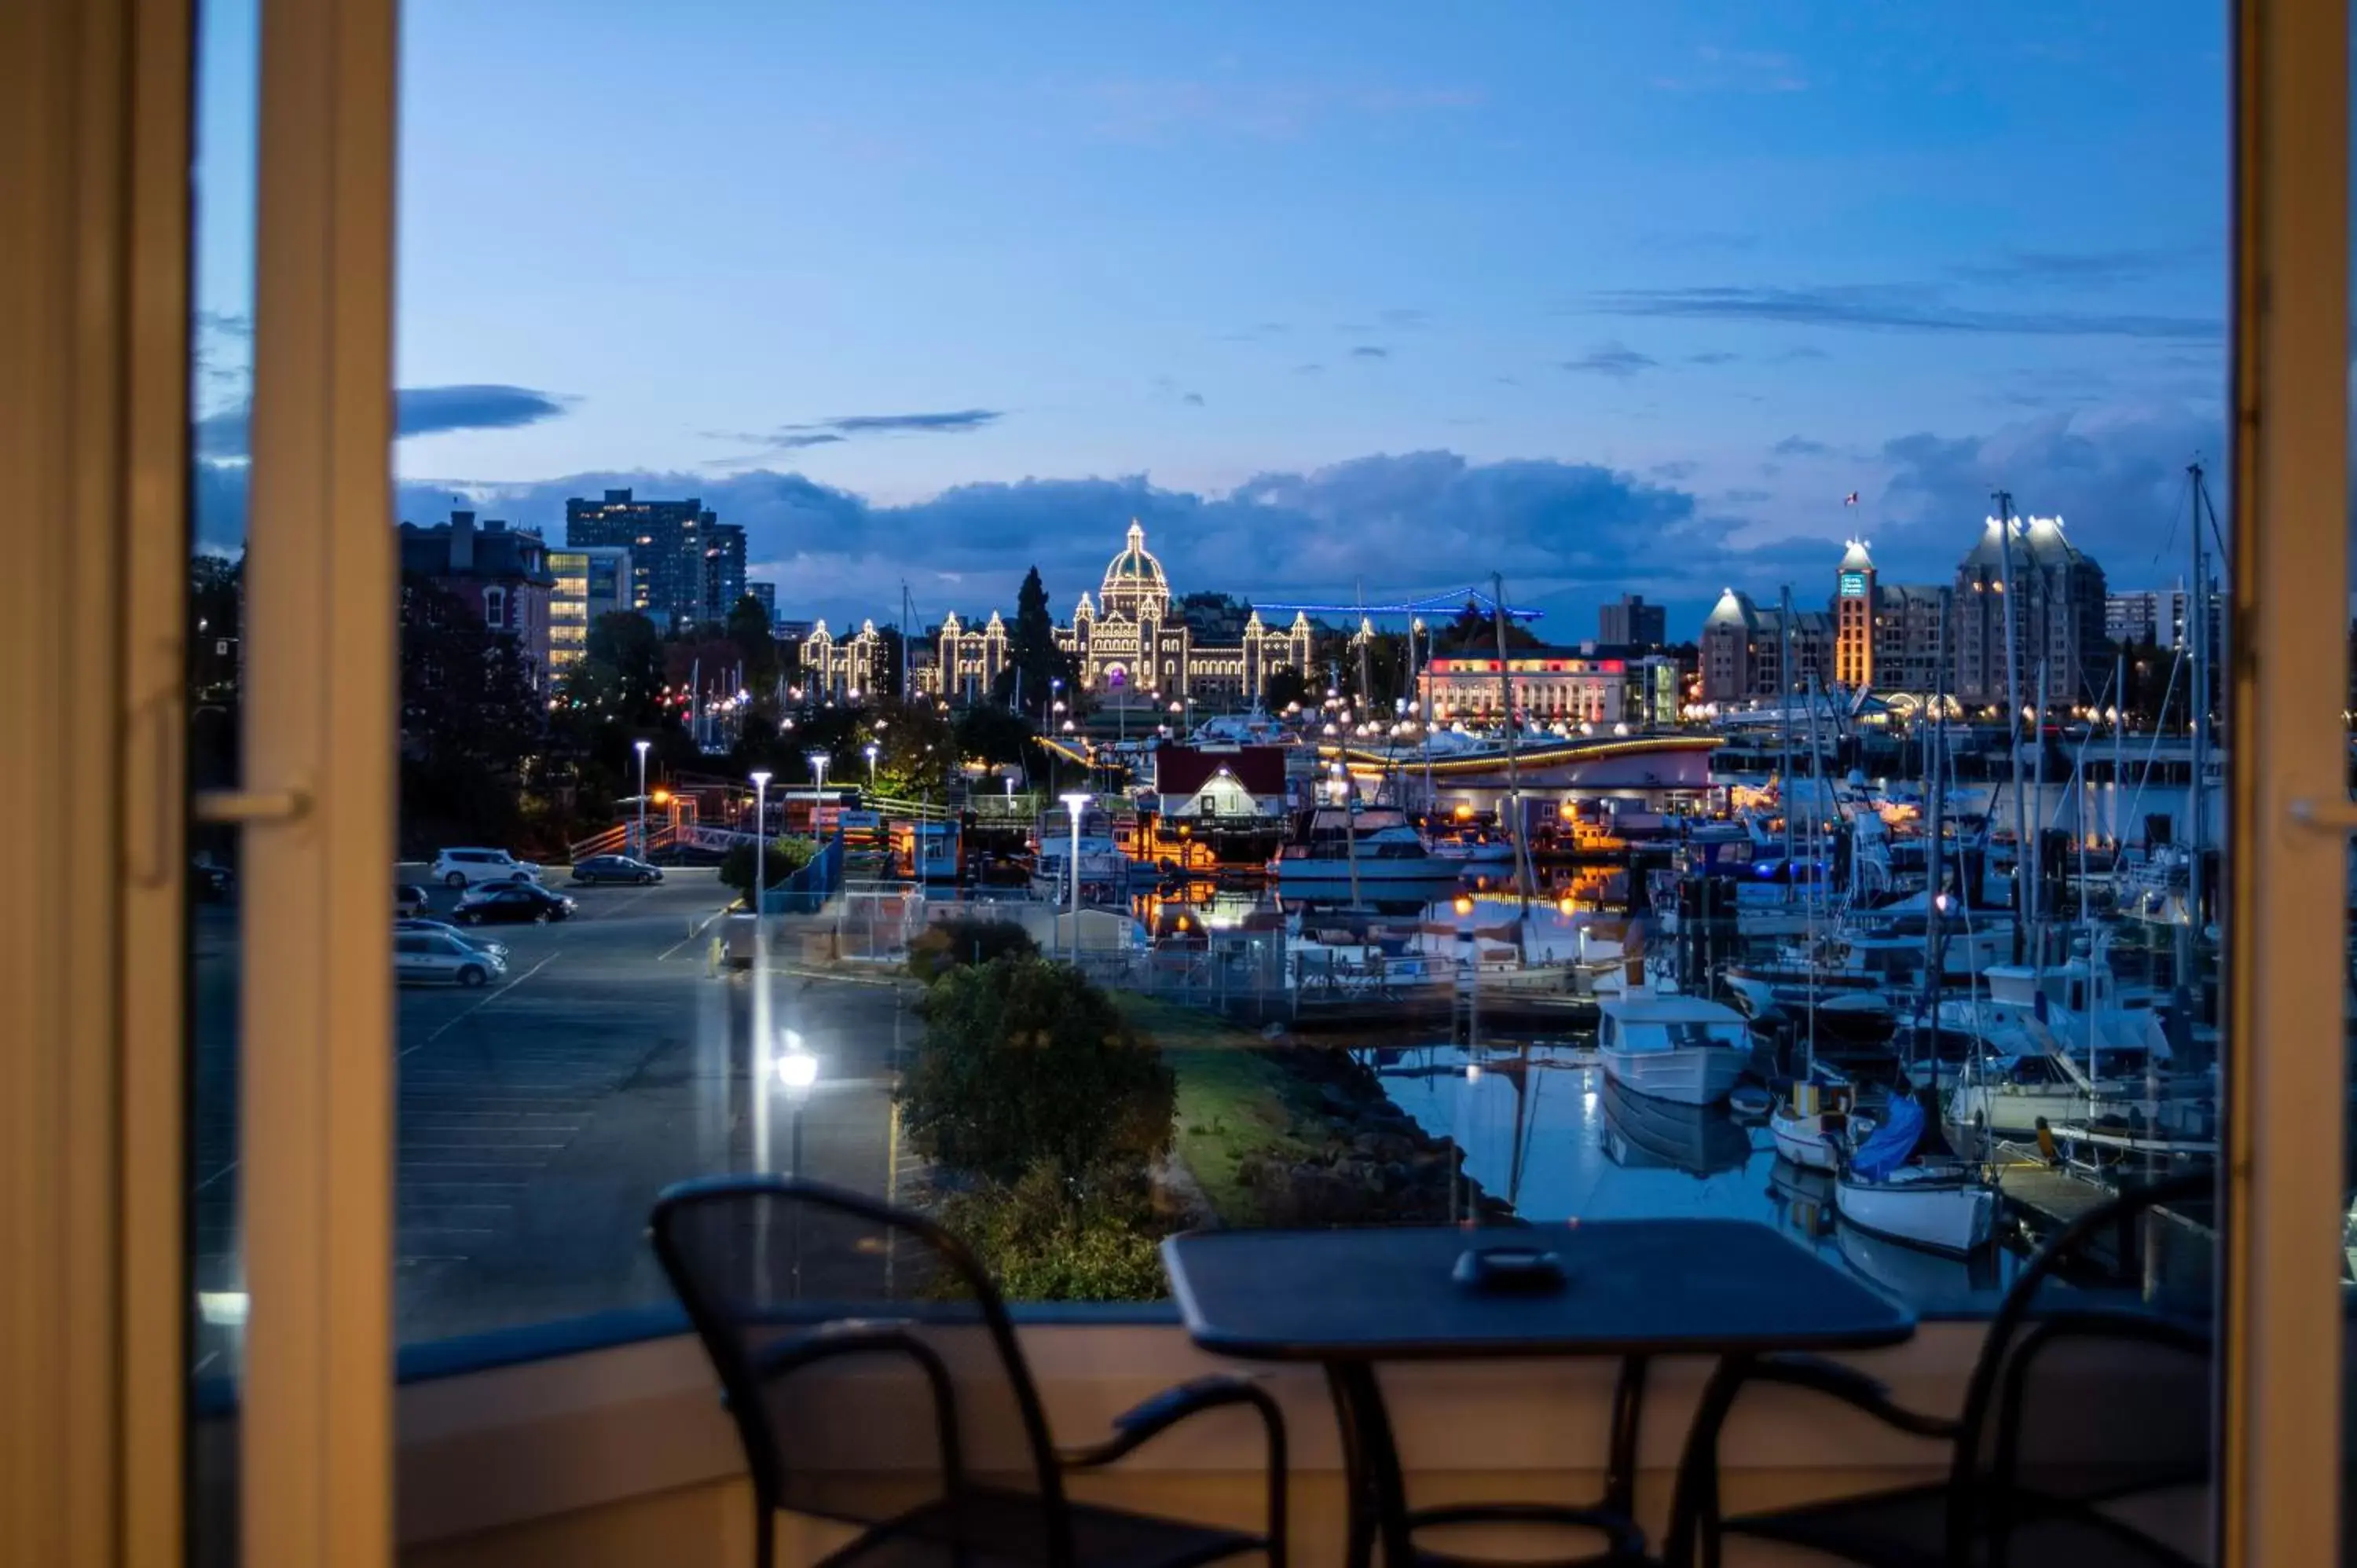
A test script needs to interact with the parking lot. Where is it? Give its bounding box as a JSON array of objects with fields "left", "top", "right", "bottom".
[{"left": 192, "top": 866, "right": 915, "bottom": 1361}]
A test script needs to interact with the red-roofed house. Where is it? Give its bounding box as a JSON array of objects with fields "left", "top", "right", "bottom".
[{"left": 1150, "top": 746, "right": 1289, "bottom": 821}]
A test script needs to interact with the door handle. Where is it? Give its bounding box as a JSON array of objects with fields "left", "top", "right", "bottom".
[
  {"left": 2286, "top": 798, "right": 2357, "bottom": 833},
  {"left": 193, "top": 786, "right": 313, "bottom": 825}
]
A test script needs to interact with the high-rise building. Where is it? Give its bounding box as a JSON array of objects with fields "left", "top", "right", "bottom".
[
  {"left": 749, "top": 581, "right": 776, "bottom": 620},
  {"left": 1952, "top": 515, "right": 2109, "bottom": 710},
  {"left": 563, "top": 488, "right": 717, "bottom": 632},
  {"left": 1596, "top": 593, "right": 1666, "bottom": 649},
  {"left": 397, "top": 510, "right": 555, "bottom": 687},
  {"left": 546, "top": 546, "right": 633, "bottom": 672},
  {"left": 702, "top": 523, "right": 746, "bottom": 623},
  {"left": 1699, "top": 589, "right": 1832, "bottom": 705},
  {"left": 1831, "top": 540, "right": 1947, "bottom": 696}
]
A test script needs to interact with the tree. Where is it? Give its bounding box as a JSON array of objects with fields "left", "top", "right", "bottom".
[
  {"left": 997, "top": 566, "right": 1074, "bottom": 712},
  {"left": 954, "top": 703, "right": 1037, "bottom": 768},
  {"left": 717, "top": 837, "right": 819, "bottom": 900},
  {"left": 398, "top": 574, "right": 548, "bottom": 852},
  {"left": 1260, "top": 666, "right": 1311, "bottom": 714},
  {"left": 906, "top": 918, "right": 1037, "bottom": 984},
  {"left": 725, "top": 594, "right": 776, "bottom": 684},
  {"left": 899, "top": 956, "right": 1173, "bottom": 1185},
  {"left": 582, "top": 610, "right": 663, "bottom": 719},
  {"left": 1432, "top": 603, "right": 1540, "bottom": 653}
]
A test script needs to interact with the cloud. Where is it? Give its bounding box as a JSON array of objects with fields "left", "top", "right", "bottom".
[
  {"left": 1293, "top": 363, "right": 1325, "bottom": 376},
  {"left": 1591, "top": 283, "right": 2220, "bottom": 342},
  {"left": 1151, "top": 374, "right": 1208, "bottom": 408},
  {"left": 1684, "top": 351, "right": 1741, "bottom": 366},
  {"left": 1769, "top": 345, "right": 1830, "bottom": 363},
  {"left": 1349, "top": 346, "right": 1390, "bottom": 360},
  {"left": 1378, "top": 307, "right": 1431, "bottom": 329},
  {"left": 1648, "top": 460, "right": 1699, "bottom": 481},
  {"left": 1772, "top": 435, "right": 1832, "bottom": 457},
  {"left": 1948, "top": 248, "right": 2194, "bottom": 289},
  {"left": 799, "top": 408, "right": 1002, "bottom": 435},
  {"left": 193, "top": 383, "right": 571, "bottom": 460},
  {"left": 1183, "top": 392, "right": 1206, "bottom": 407},
  {"left": 1560, "top": 343, "right": 1658, "bottom": 379},
  {"left": 1721, "top": 488, "right": 1774, "bottom": 504}
]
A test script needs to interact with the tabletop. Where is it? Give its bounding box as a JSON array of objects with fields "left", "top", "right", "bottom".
[{"left": 1163, "top": 1220, "right": 1916, "bottom": 1361}]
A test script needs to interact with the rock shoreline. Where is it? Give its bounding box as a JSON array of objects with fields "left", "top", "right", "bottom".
[{"left": 1231, "top": 1045, "right": 1513, "bottom": 1226}]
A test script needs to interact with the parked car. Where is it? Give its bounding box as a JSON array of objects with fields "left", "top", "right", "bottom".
[
  {"left": 395, "top": 883, "right": 428, "bottom": 918},
  {"left": 429, "top": 848, "right": 543, "bottom": 888},
  {"left": 394, "top": 918, "right": 507, "bottom": 961},
  {"left": 453, "top": 883, "right": 577, "bottom": 925},
  {"left": 570, "top": 854, "right": 663, "bottom": 885},
  {"left": 394, "top": 929, "right": 508, "bottom": 987}
]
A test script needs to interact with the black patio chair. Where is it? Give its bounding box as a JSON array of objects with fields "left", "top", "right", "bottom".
[
  {"left": 1664, "top": 1171, "right": 2214, "bottom": 1568},
  {"left": 650, "top": 1174, "right": 1288, "bottom": 1568}
]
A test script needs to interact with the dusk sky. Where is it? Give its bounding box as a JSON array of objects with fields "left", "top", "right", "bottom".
[{"left": 193, "top": 2, "right": 2230, "bottom": 639}]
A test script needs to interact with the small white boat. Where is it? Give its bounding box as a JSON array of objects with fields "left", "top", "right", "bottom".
[
  {"left": 1833, "top": 1092, "right": 1995, "bottom": 1255},
  {"left": 1835, "top": 1164, "right": 1996, "bottom": 1256},
  {"left": 1273, "top": 805, "right": 1467, "bottom": 897},
  {"left": 1428, "top": 829, "right": 1519, "bottom": 867},
  {"left": 1596, "top": 994, "right": 1750, "bottom": 1107},
  {"left": 1769, "top": 1075, "right": 1868, "bottom": 1172}
]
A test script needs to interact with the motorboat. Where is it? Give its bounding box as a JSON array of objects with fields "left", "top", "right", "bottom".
[
  {"left": 1031, "top": 804, "right": 1132, "bottom": 902},
  {"left": 1595, "top": 994, "right": 1750, "bottom": 1107},
  {"left": 1600, "top": 1075, "right": 1753, "bottom": 1176},
  {"left": 1942, "top": 951, "right": 2176, "bottom": 1138},
  {"left": 1832, "top": 1092, "right": 1996, "bottom": 1255},
  {"left": 1271, "top": 804, "right": 1467, "bottom": 899},
  {"left": 1428, "top": 828, "right": 1519, "bottom": 868}
]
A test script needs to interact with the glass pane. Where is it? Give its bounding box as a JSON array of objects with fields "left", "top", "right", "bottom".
[
  {"left": 188, "top": 0, "right": 257, "bottom": 1557},
  {"left": 387, "top": 5, "right": 2222, "bottom": 1405}
]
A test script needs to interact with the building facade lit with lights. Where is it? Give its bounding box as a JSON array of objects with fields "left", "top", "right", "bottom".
[
  {"left": 1417, "top": 645, "right": 1680, "bottom": 730},
  {"left": 799, "top": 618, "right": 884, "bottom": 701},
  {"left": 1831, "top": 540, "right": 1946, "bottom": 698},
  {"left": 1953, "top": 514, "right": 2109, "bottom": 709},
  {"left": 546, "top": 546, "right": 632, "bottom": 672},
  {"left": 925, "top": 521, "right": 1315, "bottom": 706},
  {"left": 1700, "top": 589, "right": 1834, "bottom": 705}
]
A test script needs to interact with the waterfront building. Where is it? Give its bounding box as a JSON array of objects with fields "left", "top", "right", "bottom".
[
  {"left": 1699, "top": 589, "right": 1833, "bottom": 705},
  {"left": 1419, "top": 644, "right": 1680, "bottom": 729},
  {"left": 545, "top": 545, "right": 633, "bottom": 672},
  {"left": 1597, "top": 592, "right": 1666, "bottom": 649},
  {"left": 2107, "top": 585, "right": 2223, "bottom": 652},
  {"left": 801, "top": 618, "right": 885, "bottom": 701},
  {"left": 563, "top": 488, "right": 717, "bottom": 632},
  {"left": 398, "top": 509, "right": 555, "bottom": 687},
  {"left": 1831, "top": 540, "right": 1946, "bottom": 697},
  {"left": 1952, "top": 515, "right": 2109, "bottom": 709},
  {"left": 927, "top": 521, "right": 1314, "bottom": 707}
]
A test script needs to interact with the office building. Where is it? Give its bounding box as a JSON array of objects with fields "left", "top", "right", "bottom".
[
  {"left": 1419, "top": 644, "right": 1681, "bottom": 730},
  {"left": 546, "top": 546, "right": 633, "bottom": 672},
  {"left": 397, "top": 509, "right": 555, "bottom": 686},
  {"left": 1952, "top": 515, "right": 2110, "bottom": 709},
  {"left": 2108, "top": 585, "right": 2224, "bottom": 652},
  {"left": 749, "top": 581, "right": 776, "bottom": 620},
  {"left": 1597, "top": 592, "right": 1666, "bottom": 649},
  {"left": 563, "top": 488, "right": 719, "bottom": 632}
]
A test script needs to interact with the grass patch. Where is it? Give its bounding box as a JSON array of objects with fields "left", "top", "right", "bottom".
[{"left": 1118, "top": 996, "right": 1312, "bottom": 1226}]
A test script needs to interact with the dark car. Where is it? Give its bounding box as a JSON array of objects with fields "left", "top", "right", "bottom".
[
  {"left": 453, "top": 883, "right": 577, "bottom": 925},
  {"left": 395, "top": 883, "right": 428, "bottom": 918},
  {"left": 570, "top": 854, "right": 662, "bottom": 885}
]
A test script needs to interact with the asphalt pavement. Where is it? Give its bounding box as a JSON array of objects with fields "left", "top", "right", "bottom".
[{"left": 191, "top": 867, "right": 916, "bottom": 1361}]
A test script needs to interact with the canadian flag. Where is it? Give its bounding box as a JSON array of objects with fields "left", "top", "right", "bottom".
[{"left": 1842, "top": 492, "right": 1860, "bottom": 506}]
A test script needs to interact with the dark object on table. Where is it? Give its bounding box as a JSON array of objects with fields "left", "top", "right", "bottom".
[
  {"left": 1167, "top": 1220, "right": 1914, "bottom": 1568},
  {"left": 1452, "top": 1244, "right": 1567, "bottom": 1295},
  {"left": 1664, "top": 1173, "right": 2213, "bottom": 1568},
  {"left": 651, "top": 1174, "right": 1288, "bottom": 1568}
]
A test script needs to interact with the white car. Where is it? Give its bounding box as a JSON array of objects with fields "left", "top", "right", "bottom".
[
  {"left": 394, "top": 929, "right": 508, "bottom": 987},
  {"left": 429, "top": 848, "right": 542, "bottom": 888}
]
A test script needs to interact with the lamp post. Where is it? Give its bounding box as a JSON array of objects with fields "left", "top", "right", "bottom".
[
  {"left": 632, "top": 739, "right": 652, "bottom": 858},
  {"left": 863, "top": 742, "right": 879, "bottom": 791},
  {"left": 750, "top": 771, "right": 772, "bottom": 914},
  {"left": 805, "top": 749, "right": 830, "bottom": 836},
  {"left": 1059, "top": 791, "right": 1091, "bottom": 968}
]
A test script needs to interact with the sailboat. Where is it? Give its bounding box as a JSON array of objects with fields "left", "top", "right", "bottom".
[
  {"left": 1834, "top": 1090, "right": 1996, "bottom": 1255},
  {"left": 1769, "top": 1069, "right": 1873, "bottom": 1172}
]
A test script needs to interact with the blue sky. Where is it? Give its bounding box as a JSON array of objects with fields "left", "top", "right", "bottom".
[{"left": 194, "top": 2, "right": 2230, "bottom": 639}]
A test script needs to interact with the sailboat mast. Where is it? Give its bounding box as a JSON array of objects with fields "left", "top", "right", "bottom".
[
  {"left": 1920, "top": 590, "right": 1950, "bottom": 1074},
  {"left": 1491, "top": 573, "right": 1533, "bottom": 899},
  {"left": 1780, "top": 583, "right": 1796, "bottom": 885},
  {"left": 2187, "top": 463, "right": 2211, "bottom": 934},
  {"left": 2031, "top": 656, "right": 2048, "bottom": 943},
  {"left": 1992, "top": 489, "right": 2029, "bottom": 963}
]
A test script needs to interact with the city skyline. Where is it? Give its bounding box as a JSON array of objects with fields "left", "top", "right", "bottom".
[{"left": 191, "top": 2, "right": 2228, "bottom": 634}]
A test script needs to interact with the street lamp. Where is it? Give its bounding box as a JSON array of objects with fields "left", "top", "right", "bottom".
[
  {"left": 1059, "top": 791, "right": 1091, "bottom": 967},
  {"left": 863, "top": 742, "right": 880, "bottom": 789},
  {"left": 633, "top": 739, "right": 651, "bottom": 859},
  {"left": 805, "top": 749, "right": 830, "bottom": 836},
  {"left": 749, "top": 771, "right": 772, "bottom": 914}
]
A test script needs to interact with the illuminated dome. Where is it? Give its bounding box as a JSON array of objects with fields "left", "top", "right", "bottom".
[{"left": 1098, "top": 519, "right": 1171, "bottom": 620}]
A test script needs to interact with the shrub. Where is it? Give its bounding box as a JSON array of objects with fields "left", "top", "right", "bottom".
[
  {"left": 718, "top": 837, "right": 819, "bottom": 900},
  {"left": 905, "top": 917, "right": 1037, "bottom": 984},
  {"left": 900, "top": 955, "right": 1174, "bottom": 1185},
  {"left": 936, "top": 1162, "right": 1168, "bottom": 1302}
]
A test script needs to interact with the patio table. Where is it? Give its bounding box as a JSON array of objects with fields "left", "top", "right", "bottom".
[{"left": 1163, "top": 1219, "right": 1915, "bottom": 1567}]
